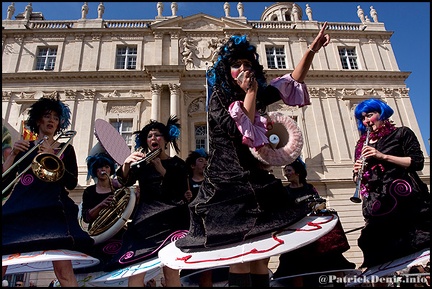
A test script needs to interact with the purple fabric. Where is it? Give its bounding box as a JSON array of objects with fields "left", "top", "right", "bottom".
[
  {"left": 270, "top": 73, "right": 311, "bottom": 107},
  {"left": 228, "top": 101, "right": 269, "bottom": 148}
]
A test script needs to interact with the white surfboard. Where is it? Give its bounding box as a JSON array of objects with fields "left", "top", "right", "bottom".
[
  {"left": 159, "top": 214, "right": 338, "bottom": 270},
  {"left": 75, "top": 266, "right": 161, "bottom": 287},
  {"left": 346, "top": 249, "right": 430, "bottom": 287},
  {"left": 88, "top": 257, "right": 162, "bottom": 286},
  {"left": 2, "top": 249, "right": 99, "bottom": 274}
]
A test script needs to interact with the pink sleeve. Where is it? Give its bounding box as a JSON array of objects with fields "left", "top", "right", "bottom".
[
  {"left": 270, "top": 73, "right": 311, "bottom": 107},
  {"left": 228, "top": 101, "right": 269, "bottom": 148}
]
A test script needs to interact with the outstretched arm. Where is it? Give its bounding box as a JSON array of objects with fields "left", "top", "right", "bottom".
[{"left": 292, "top": 22, "right": 330, "bottom": 83}]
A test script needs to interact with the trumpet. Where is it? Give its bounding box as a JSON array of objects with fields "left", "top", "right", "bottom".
[
  {"left": 130, "top": 148, "right": 162, "bottom": 169},
  {"left": 350, "top": 126, "right": 371, "bottom": 203},
  {"left": 2, "top": 130, "right": 77, "bottom": 197}
]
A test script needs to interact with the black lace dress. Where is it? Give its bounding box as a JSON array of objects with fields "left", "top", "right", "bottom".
[{"left": 177, "top": 75, "right": 312, "bottom": 251}]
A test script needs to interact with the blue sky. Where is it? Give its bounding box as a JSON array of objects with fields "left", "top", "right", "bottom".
[{"left": 3, "top": 2, "right": 430, "bottom": 155}]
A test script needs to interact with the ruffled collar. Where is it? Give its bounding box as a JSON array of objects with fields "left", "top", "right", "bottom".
[{"left": 355, "top": 120, "right": 396, "bottom": 159}]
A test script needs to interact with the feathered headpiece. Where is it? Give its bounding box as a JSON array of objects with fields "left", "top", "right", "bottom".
[{"left": 134, "top": 115, "right": 181, "bottom": 154}]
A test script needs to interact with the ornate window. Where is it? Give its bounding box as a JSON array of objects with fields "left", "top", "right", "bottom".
[
  {"left": 339, "top": 47, "right": 359, "bottom": 70},
  {"left": 115, "top": 46, "right": 137, "bottom": 69},
  {"left": 35, "top": 47, "right": 57, "bottom": 70},
  {"left": 266, "top": 46, "right": 287, "bottom": 69},
  {"left": 195, "top": 125, "right": 207, "bottom": 151}
]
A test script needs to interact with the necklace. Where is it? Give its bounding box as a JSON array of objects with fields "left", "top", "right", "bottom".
[{"left": 355, "top": 120, "right": 396, "bottom": 159}]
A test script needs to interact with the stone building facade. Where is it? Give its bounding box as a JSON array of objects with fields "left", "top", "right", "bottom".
[{"left": 2, "top": 2, "right": 429, "bottom": 286}]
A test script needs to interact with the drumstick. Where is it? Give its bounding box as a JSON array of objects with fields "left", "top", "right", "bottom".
[{"left": 187, "top": 175, "right": 191, "bottom": 191}]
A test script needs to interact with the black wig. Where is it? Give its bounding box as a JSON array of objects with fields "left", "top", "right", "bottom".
[
  {"left": 133, "top": 115, "right": 181, "bottom": 154},
  {"left": 26, "top": 95, "right": 71, "bottom": 134}
]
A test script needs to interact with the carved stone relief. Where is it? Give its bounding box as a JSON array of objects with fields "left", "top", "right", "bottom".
[
  {"left": 180, "top": 36, "right": 225, "bottom": 68},
  {"left": 110, "top": 105, "right": 136, "bottom": 114},
  {"left": 188, "top": 97, "right": 206, "bottom": 115}
]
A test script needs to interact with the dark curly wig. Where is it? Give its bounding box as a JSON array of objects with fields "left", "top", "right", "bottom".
[
  {"left": 26, "top": 95, "right": 71, "bottom": 134},
  {"left": 134, "top": 115, "right": 181, "bottom": 154},
  {"left": 206, "top": 35, "right": 269, "bottom": 111}
]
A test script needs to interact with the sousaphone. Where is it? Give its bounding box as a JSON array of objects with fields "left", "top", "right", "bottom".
[{"left": 78, "top": 119, "right": 135, "bottom": 245}]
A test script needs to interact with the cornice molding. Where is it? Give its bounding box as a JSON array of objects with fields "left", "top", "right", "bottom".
[
  {"left": 2, "top": 71, "right": 149, "bottom": 82},
  {"left": 2, "top": 69, "right": 410, "bottom": 83}
]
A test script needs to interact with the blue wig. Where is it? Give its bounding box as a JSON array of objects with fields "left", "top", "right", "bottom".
[
  {"left": 354, "top": 98, "right": 394, "bottom": 134},
  {"left": 85, "top": 152, "right": 116, "bottom": 180}
]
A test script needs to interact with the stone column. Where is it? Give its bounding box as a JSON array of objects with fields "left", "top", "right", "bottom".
[
  {"left": 151, "top": 84, "right": 162, "bottom": 121},
  {"left": 169, "top": 83, "right": 180, "bottom": 119}
]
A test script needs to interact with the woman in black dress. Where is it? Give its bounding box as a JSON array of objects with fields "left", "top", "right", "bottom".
[
  {"left": 77, "top": 152, "right": 124, "bottom": 274},
  {"left": 105, "top": 116, "right": 189, "bottom": 287},
  {"left": 2, "top": 96, "right": 94, "bottom": 287},
  {"left": 273, "top": 158, "right": 355, "bottom": 287},
  {"left": 352, "top": 98, "right": 430, "bottom": 269},
  {"left": 176, "top": 23, "right": 331, "bottom": 287}
]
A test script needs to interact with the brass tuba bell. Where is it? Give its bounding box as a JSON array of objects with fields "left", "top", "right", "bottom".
[{"left": 88, "top": 186, "right": 131, "bottom": 236}]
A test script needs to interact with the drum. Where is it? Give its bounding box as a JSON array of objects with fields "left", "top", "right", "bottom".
[{"left": 250, "top": 111, "right": 303, "bottom": 166}]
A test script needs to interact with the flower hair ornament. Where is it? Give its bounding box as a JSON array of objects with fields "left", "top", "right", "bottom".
[{"left": 133, "top": 115, "right": 181, "bottom": 154}]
